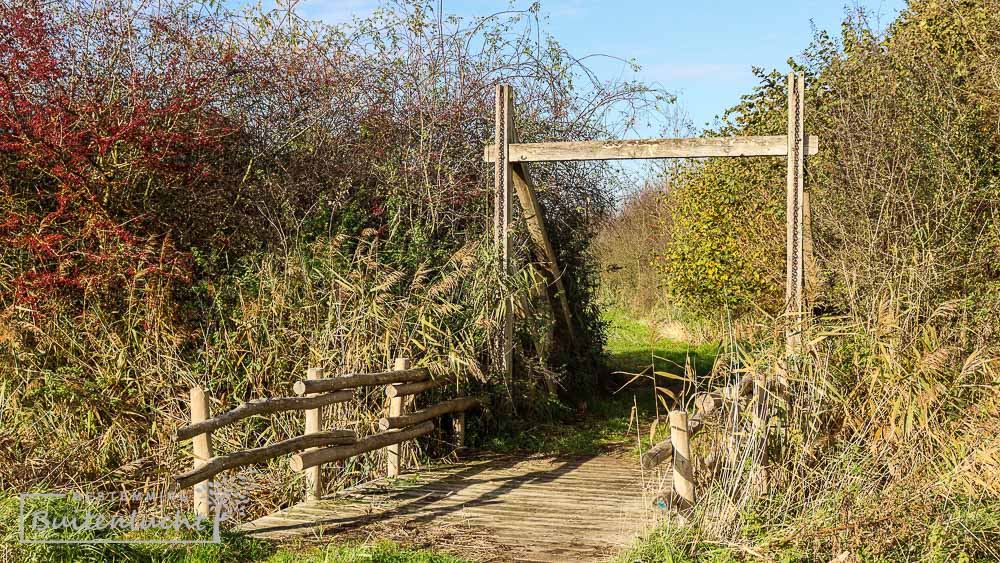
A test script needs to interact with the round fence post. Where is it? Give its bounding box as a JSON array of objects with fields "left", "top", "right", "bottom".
[
  {"left": 190, "top": 386, "right": 213, "bottom": 518},
  {"left": 669, "top": 410, "right": 695, "bottom": 521},
  {"left": 386, "top": 357, "right": 409, "bottom": 478},
  {"left": 304, "top": 367, "right": 324, "bottom": 501}
]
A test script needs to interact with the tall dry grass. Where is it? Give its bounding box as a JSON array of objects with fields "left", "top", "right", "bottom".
[{"left": 657, "top": 301, "right": 999, "bottom": 560}]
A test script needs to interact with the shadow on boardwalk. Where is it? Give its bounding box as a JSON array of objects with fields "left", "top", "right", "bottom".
[{"left": 242, "top": 453, "right": 659, "bottom": 562}]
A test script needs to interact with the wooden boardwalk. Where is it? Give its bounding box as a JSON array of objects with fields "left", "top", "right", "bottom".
[{"left": 242, "top": 453, "right": 662, "bottom": 562}]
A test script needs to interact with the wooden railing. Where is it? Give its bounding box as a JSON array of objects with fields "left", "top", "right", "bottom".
[{"left": 172, "top": 358, "right": 479, "bottom": 516}]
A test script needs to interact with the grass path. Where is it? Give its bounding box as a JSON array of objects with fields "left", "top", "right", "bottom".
[
  {"left": 478, "top": 307, "right": 720, "bottom": 460},
  {"left": 603, "top": 307, "right": 718, "bottom": 382},
  {"left": 264, "top": 542, "right": 467, "bottom": 562}
]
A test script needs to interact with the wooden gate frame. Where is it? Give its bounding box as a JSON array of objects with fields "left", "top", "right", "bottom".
[{"left": 488, "top": 73, "right": 817, "bottom": 376}]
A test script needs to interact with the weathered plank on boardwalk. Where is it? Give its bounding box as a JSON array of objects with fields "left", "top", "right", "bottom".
[{"left": 240, "top": 454, "right": 662, "bottom": 562}]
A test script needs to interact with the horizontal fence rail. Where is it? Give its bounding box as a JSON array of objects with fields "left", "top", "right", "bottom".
[
  {"left": 378, "top": 397, "right": 480, "bottom": 430},
  {"left": 173, "top": 391, "right": 354, "bottom": 441},
  {"left": 290, "top": 420, "right": 437, "bottom": 472},
  {"left": 174, "top": 430, "right": 357, "bottom": 489},
  {"left": 293, "top": 367, "right": 430, "bottom": 394},
  {"left": 484, "top": 135, "right": 820, "bottom": 163},
  {"left": 386, "top": 376, "right": 454, "bottom": 398}
]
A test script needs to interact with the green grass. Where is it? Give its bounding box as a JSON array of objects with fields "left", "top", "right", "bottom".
[
  {"left": 265, "top": 541, "right": 468, "bottom": 562},
  {"left": 616, "top": 495, "right": 1000, "bottom": 563},
  {"left": 604, "top": 307, "right": 718, "bottom": 380},
  {"left": 2, "top": 538, "right": 465, "bottom": 563},
  {"left": 613, "top": 524, "right": 738, "bottom": 563},
  {"left": 480, "top": 391, "right": 660, "bottom": 456},
  {"left": 480, "top": 307, "right": 720, "bottom": 458}
]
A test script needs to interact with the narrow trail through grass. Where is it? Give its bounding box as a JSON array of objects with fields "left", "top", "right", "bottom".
[
  {"left": 603, "top": 307, "right": 718, "bottom": 383},
  {"left": 481, "top": 307, "right": 720, "bottom": 460}
]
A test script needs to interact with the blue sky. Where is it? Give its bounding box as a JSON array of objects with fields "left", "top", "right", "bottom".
[{"left": 251, "top": 0, "right": 907, "bottom": 133}]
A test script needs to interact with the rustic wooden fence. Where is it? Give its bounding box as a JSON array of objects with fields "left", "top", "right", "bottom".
[{"left": 172, "top": 358, "right": 479, "bottom": 516}]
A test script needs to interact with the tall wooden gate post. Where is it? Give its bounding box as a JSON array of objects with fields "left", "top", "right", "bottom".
[
  {"left": 785, "top": 72, "right": 806, "bottom": 356},
  {"left": 494, "top": 85, "right": 514, "bottom": 379},
  {"left": 493, "top": 84, "right": 577, "bottom": 384}
]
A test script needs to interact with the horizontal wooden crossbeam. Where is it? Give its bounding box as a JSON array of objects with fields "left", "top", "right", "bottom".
[
  {"left": 484, "top": 135, "right": 819, "bottom": 163},
  {"left": 293, "top": 367, "right": 429, "bottom": 395}
]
